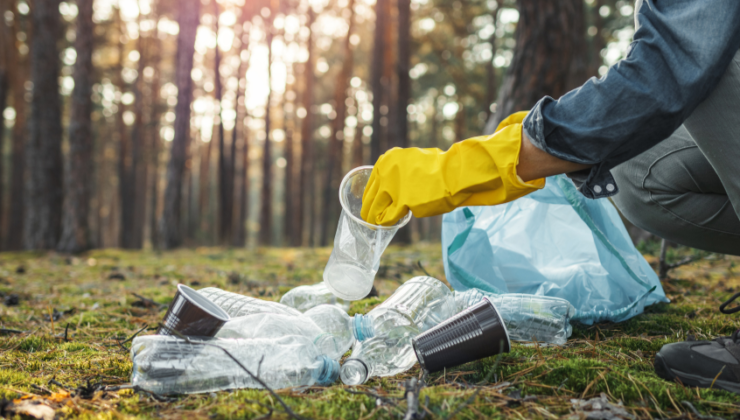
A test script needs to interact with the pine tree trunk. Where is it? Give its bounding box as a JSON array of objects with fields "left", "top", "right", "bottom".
[
  {"left": 58, "top": 0, "right": 94, "bottom": 253},
  {"left": 214, "top": 1, "right": 232, "bottom": 245},
  {"left": 259, "top": 23, "right": 274, "bottom": 246},
  {"left": 490, "top": 0, "right": 587, "bottom": 129},
  {"left": 25, "top": 0, "right": 64, "bottom": 250},
  {"left": 0, "top": 74, "right": 7, "bottom": 249},
  {"left": 485, "top": 0, "right": 503, "bottom": 120},
  {"left": 148, "top": 12, "right": 163, "bottom": 249},
  {"left": 237, "top": 123, "right": 249, "bottom": 247},
  {"left": 5, "top": 0, "right": 26, "bottom": 250},
  {"left": 231, "top": 47, "right": 247, "bottom": 247},
  {"left": 369, "top": 0, "right": 387, "bottom": 163},
  {"left": 198, "top": 135, "right": 212, "bottom": 238},
  {"left": 352, "top": 124, "right": 364, "bottom": 168},
  {"left": 0, "top": 0, "right": 9, "bottom": 246},
  {"left": 115, "top": 9, "right": 135, "bottom": 248},
  {"left": 319, "top": 0, "right": 355, "bottom": 246},
  {"left": 283, "top": 90, "right": 294, "bottom": 247},
  {"left": 297, "top": 10, "right": 315, "bottom": 247},
  {"left": 131, "top": 10, "right": 150, "bottom": 249},
  {"left": 159, "top": 0, "right": 200, "bottom": 249},
  {"left": 233, "top": 27, "right": 250, "bottom": 247}
]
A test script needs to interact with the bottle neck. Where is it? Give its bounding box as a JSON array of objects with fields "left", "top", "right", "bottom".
[
  {"left": 351, "top": 314, "right": 375, "bottom": 341},
  {"left": 314, "top": 355, "right": 340, "bottom": 386},
  {"left": 339, "top": 358, "right": 369, "bottom": 385}
]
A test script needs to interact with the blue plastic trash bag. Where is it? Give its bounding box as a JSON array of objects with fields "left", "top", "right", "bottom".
[{"left": 442, "top": 175, "right": 668, "bottom": 325}]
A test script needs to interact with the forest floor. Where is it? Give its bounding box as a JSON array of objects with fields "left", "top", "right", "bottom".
[{"left": 1, "top": 243, "right": 739, "bottom": 419}]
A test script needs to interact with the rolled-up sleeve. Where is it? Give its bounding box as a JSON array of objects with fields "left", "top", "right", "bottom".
[{"left": 523, "top": 0, "right": 740, "bottom": 198}]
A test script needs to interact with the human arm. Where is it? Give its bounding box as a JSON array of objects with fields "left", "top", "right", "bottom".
[{"left": 523, "top": 0, "right": 740, "bottom": 198}]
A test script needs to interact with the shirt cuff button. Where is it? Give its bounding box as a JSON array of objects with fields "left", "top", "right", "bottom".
[
  {"left": 593, "top": 185, "right": 603, "bottom": 194},
  {"left": 606, "top": 183, "right": 615, "bottom": 192}
]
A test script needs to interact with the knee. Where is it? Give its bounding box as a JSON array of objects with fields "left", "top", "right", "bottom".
[{"left": 611, "top": 158, "right": 654, "bottom": 229}]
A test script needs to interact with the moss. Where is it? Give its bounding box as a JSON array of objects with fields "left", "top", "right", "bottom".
[{"left": 0, "top": 245, "right": 738, "bottom": 418}]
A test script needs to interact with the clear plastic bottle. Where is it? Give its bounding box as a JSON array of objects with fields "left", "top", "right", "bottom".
[
  {"left": 131, "top": 335, "right": 339, "bottom": 394},
  {"left": 279, "top": 283, "right": 351, "bottom": 312},
  {"left": 454, "top": 289, "right": 574, "bottom": 345},
  {"left": 216, "top": 305, "right": 354, "bottom": 360},
  {"left": 198, "top": 287, "right": 302, "bottom": 317},
  {"left": 351, "top": 276, "right": 456, "bottom": 340},
  {"left": 351, "top": 307, "right": 418, "bottom": 342},
  {"left": 340, "top": 330, "right": 419, "bottom": 385},
  {"left": 303, "top": 304, "right": 354, "bottom": 357}
]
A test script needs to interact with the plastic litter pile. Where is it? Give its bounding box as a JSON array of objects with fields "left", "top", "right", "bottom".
[
  {"left": 130, "top": 168, "right": 656, "bottom": 395},
  {"left": 131, "top": 278, "right": 575, "bottom": 394}
]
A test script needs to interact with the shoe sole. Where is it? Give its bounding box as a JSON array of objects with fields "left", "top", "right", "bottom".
[{"left": 655, "top": 353, "right": 740, "bottom": 394}]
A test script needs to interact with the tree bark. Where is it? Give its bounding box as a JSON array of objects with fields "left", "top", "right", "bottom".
[
  {"left": 131, "top": 3, "right": 150, "bottom": 249},
  {"left": 352, "top": 125, "right": 364, "bottom": 168},
  {"left": 231, "top": 30, "right": 249, "bottom": 247},
  {"left": 5, "top": 0, "right": 25, "bottom": 250},
  {"left": 198, "top": 133, "right": 212, "bottom": 238},
  {"left": 485, "top": 0, "right": 503, "bottom": 120},
  {"left": 319, "top": 0, "right": 355, "bottom": 246},
  {"left": 297, "top": 9, "right": 315, "bottom": 247},
  {"left": 259, "top": 18, "right": 274, "bottom": 246},
  {"left": 115, "top": 9, "right": 135, "bottom": 248},
  {"left": 58, "top": 0, "right": 94, "bottom": 253},
  {"left": 159, "top": 0, "right": 200, "bottom": 249},
  {"left": 214, "top": 1, "right": 232, "bottom": 245},
  {"left": 25, "top": 0, "right": 64, "bottom": 250},
  {"left": 489, "top": 0, "right": 587, "bottom": 129},
  {"left": 148, "top": 9, "right": 163, "bottom": 249},
  {"left": 237, "top": 115, "right": 249, "bottom": 247},
  {"left": 0, "top": 0, "right": 9, "bottom": 246},
  {"left": 369, "top": 0, "right": 387, "bottom": 163},
  {"left": 283, "top": 81, "right": 294, "bottom": 247}
]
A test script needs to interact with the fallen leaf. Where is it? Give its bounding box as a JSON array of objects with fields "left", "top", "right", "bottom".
[
  {"left": 47, "top": 390, "right": 71, "bottom": 403},
  {"left": 10, "top": 401, "right": 55, "bottom": 420}
]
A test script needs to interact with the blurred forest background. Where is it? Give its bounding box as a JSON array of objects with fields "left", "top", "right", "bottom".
[{"left": 0, "top": 0, "right": 635, "bottom": 252}]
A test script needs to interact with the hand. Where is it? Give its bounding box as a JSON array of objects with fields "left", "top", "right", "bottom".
[{"left": 361, "top": 112, "right": 546, "bottom": 226}]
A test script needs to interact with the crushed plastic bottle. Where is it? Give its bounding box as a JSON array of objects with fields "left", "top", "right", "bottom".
[
  {"left": 131, "top": 335, "right": 339, "bottom": 394},
  {"left": 352, "top": 277, "right": 456, "bottom": 340},
  {"left": 303, "top": 304, "right": 354, "bottom": 356},
  {"left": 340, "top": 329, "right": 419, "bottom": 385},
  {"left": 216, "top": 305, "right": 354, "bottom": 360},
  {"left": 198, "top": 287, "right": 302, "bottom": 317},
  {"left": 279, "top": 282, "right": 351, "bottom": 312},
  {"left": 454, "top": 289, "right": 575, "bottom": 345},
  {"left": 352, "top": 307, "right": 418, "bottom": 341}
]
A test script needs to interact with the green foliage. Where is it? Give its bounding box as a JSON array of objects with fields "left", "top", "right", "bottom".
[{"left": 0, "top": 244, "right": 738, "bottom": 418}]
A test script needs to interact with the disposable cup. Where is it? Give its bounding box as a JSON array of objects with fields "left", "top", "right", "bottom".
[
  {"left": 157, "top": 284, "right": 230, "bottom": 337},
  {"left": 412, "top": 297, "right": 510, "bottom": 373},
  {"left": 323, "top": 166, "right": 412, "bottom": 301}
]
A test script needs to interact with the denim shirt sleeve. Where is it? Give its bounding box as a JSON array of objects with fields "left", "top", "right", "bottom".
[{"left": 522, "top": 0, "right": 740, "bottom": 199}]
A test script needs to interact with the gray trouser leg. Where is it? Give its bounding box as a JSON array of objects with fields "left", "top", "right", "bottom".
[{"left": 612, "top": 50, "right": 740, "bottom": 256}]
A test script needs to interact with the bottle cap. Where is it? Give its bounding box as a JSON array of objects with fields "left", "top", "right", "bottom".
[
  {"left": 315, "top": 355, "right": 340, "bottom": 385},
  {"left": 412, "top": 297, "right": 510, "bottom": 373}
]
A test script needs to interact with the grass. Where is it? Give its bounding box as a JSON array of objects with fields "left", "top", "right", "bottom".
[{"left": 0, "top": 242, "right": 739, "bottom": 419}]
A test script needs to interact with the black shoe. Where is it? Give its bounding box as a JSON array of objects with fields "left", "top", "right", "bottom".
[{"left": 654, "top": 292, "right": 740, "bottom": 394}]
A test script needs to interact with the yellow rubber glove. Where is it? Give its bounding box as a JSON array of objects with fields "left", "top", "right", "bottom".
[{"left": 361, "top": 112, "right": 546, "bottom": 226}]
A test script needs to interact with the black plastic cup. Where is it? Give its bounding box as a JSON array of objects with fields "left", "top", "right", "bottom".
[
  {"left": 412, "top": 297, "right": 510, "bottom": 373},
  {"left": 157, "top": 284, "right": 230, "bottom": 337}
]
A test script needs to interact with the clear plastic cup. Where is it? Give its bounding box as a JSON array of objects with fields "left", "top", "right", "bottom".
[{"left": 323, "top": 166, "right": 412, "bottom": 301}]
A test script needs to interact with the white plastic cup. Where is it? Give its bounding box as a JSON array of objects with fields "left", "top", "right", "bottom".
[{"left": 323, "top": 166, "right": 412, "bottom": 301}]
